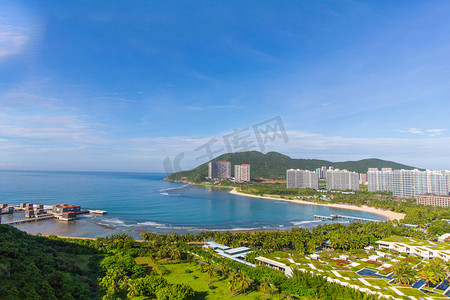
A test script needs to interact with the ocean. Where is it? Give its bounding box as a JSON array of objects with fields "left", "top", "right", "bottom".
[{"left": 0, "top": 170, "right": 386, "bottom": 239}]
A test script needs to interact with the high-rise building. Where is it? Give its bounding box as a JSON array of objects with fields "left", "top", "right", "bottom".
[
  {"left": 326, "top": 169, "right": 359, "bottom": 191},
  {"left": 359, "top": 173, "right": 368, "bottom": 184},
  {"left": 315, "top": 166, "right": 328, "bottom": 180},
  {"left": 235, "top": 164, "right": 250, "bottom": 182},
  {"left": 390, "top": 169, "right": 450, "bottom": 198},
  {"left": 208, "top": 160, "right": 231, "bottom": 179},
  {"left": 322, "top": 166, "right": 327, "bottom": 179},
  {"left": 368, "top": 168, "right": 393, "bottom": 192},
  {"left": 286, "top": 169, "right": 319, "bottom": 189}
]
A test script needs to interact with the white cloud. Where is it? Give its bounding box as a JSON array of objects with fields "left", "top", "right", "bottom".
[
  {"left": 424, "top": 129, "right": 447, "bottom": 136},
  {"left": 397, "top": 128, "right": 447, "bottom": 137},
  {"left": 0, "top": 24, "right": 29, "bottom": 58},
  {"left": 1, "top": 112, "right": 449, "bottom": 171}
]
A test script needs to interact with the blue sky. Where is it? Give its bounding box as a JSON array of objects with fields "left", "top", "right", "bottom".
[{"left": 0, "top": 0, "right": 449, "bottom": 172}]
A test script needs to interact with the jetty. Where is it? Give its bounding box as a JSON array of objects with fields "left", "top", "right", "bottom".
[
  {"left": 4, "top": 214, "right": 56, "bottom": 225},
  {"left": 314, "top": 214, "right": 380, "bottom": 223},
  {"left": 0, "top": 202, "right": 107, "bottom": 226},
  {"left": 88, "top": 209, "right": 107, "bottom": 215}
]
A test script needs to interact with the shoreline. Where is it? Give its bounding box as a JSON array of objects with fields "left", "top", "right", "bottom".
[{"left": 229, "top": 188, "right": 405, "bottom": 221}]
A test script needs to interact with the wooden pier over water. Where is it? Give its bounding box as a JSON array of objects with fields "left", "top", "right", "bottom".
[
  {"left": 314, "top": 214, "right": 380, "bottom": 223},
  {"left": 4, "top": 214, "right": 56, "bottom": 225}
]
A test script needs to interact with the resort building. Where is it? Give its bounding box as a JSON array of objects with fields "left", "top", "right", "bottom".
[
  {"left": 359, "top": 173, "right": 367, "bottom": 185},
  {"left": 52, "top": 204, "right": 81, "bottom": 214},
  {"left": 376, "top": 236, "right": 450, "bottom": 261},
  {"left": 52, "top": 204, "right": 82, "bottom": 221},
  {"left": 1, "top": 204, "right": 14, "bottom": 214},
  {"left": 368, "top": 168, "right": 393, "bottom": 192},
  {"left": 438, "top": 233, "right": 450, "bottom": 242},
  {"left": 234, "top": 164, "right": 250, "bottom": 182},
  {"left": 369, "top": 168, "right": 450, "bottom": 198},
  {"left": 256, "top": 256, "right": 287, "bottom": 272},
  {"left": 286, "top": 169, "right": 319, "bottom": 189},
  {"left": 315, "top": 166, "right": 328, "bottom": 180},
  {"left": 326, "top": 169, "right": 359, "bottom": 191},
  {"left": 416, "top": 194, "right": 450, "bottom": 207},
  {"left": 203, "top": 241, "right": 255, "bottom": 267},
  {"left": 392, "top": 169, "right": 450, "bottom": 198},
  {"left": 208, "top": 160, "right": 231, "bottom": 179},
  {"left": 255, "top": 257, "right": 292, "bottom": 277}
]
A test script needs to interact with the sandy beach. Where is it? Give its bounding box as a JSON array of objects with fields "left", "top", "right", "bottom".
[{"left": 229, "top": 188, "right": 405, "bottom": 221}]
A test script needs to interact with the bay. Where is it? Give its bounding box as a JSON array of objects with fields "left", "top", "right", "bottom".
[{"left": 0, "top": 170, "right": 386, "bottom": 239}]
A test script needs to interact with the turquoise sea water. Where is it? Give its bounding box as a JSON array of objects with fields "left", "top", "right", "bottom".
[{"left": 0, "top": 171, "right": 386, "bottom": 239}]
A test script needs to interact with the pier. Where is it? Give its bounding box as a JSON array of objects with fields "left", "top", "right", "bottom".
[
  {"left": 4, "top": 214, "right": 56, "bottom": 225},
  {"left": 0, "top": 202, "right": 107, "bottom": 226},
  {"left": 88, "top": 209, "right": 107, "bottom": 215},
  {"left": 314, "top": 214, "right": 380, "bottom": 223}
]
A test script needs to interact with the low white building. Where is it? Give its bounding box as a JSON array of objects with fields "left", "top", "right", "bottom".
[
  {"left": 438, "top": 233, "right": 450, "bottom": 242},
  {"left": 368, "top": 255, "right": 379, "bottom": 261},
  {"left": 310, "top": 254, "right": 320, "bottom": 260},
  {"left": 339, "top": 255, "right": 349, "bottom": 261},
  {"left": 376, "top": 236, "right": 450, "bottom": 261},
  {"left": 255, "top": 257, "right": 293, "bottom": 277}
]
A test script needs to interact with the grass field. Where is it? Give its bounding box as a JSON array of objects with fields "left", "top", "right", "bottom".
[{"left": 163, "top": 262, "right": 275, "bottom": 300}]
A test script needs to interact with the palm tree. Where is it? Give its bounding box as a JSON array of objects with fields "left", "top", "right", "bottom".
[
  {"left": 228, "top": 278, "right": 236, "bottom": 295},
  {"left": 419, "top": 259, "right": 446, "bottom": 287},
  {"left": 391, "top": 260, "right": 417, "bottom": 285},
  {"left": 237, "top": 271, "right": 251, "bottom": 296},
  {"left": 219, "top": 262, "right": 228, "bottom": 280},
  {"left": 445, "top": 260, "right": 450, "bottom": 280},
  {"left": 205, "top": 264, "right": 215, "bottom": 286},
  {"left": 259, "top": 277, "right": 271, "bottom": 299}
]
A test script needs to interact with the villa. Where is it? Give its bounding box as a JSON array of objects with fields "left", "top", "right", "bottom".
[
  {"left": 376, "top": 236, "right": 450, "bottom": 261},
  {"left": 202, "top": 242, "right": 255, "bottom": 267}
]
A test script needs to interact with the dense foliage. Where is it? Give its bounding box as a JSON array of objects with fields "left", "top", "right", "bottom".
[
  {"left": 0, "top": 225, "right": 97, "bottom": 299},
  {"left": 240, "top": 183, "right": 450, "bottom": 226},
  {"left": 1, "top": 214, "right": 446, "bottom": 299},
  {"left": 167, "top": 150, "right": 417, "bottom": 181}
]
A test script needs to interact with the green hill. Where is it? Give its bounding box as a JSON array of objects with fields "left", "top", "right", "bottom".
[{"left": 166, "top": 151, "right": 418, "bottom": 181}]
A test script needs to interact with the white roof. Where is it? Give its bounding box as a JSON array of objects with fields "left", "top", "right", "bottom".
[
  {"left": 256, "top": 257, "right": 287, "bottom": 268},
  {"left": 224, "top": 247, "right": 252, "bottom": 255}
]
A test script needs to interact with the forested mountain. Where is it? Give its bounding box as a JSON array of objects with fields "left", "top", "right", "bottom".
[{"left": 166, "top": 151, "right": 417, "bottom": 181}]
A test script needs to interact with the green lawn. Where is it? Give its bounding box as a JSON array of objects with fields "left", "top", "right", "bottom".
[
  {"left": 337, "top": 270, "right": 360, "bottom": 279},
  {"left": 364, "top": 278, "right": 391, "bottom": 288},
  {"left": 163, "top": 262, "right": 274, "bottom": 300},
  {"left": 135, "top": 257, "right": 160, "bottom": 274},
  {"left": 395, "top": 287, "right": 428, "bottom": 297}
]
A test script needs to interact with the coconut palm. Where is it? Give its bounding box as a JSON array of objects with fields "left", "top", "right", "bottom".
[
  {"left": 391, "top": 260, "right": 417, "bottom": 285},
  {"left": 259, "top": 277, "right": 271, "bottom": 299},
  {"left": 205, "top": 263, "right": 216, "bottom": 286},
  {"left": 219, "top": 262, "right": 228, "bottom": 280},
  {"left": 237, "top": 271, "right": 251, "bottom": 296},
  {"left": 419, "top": 259, "right": 446, "bottom": 287},
  {"left": 227, "top": 278, "right": 236, "bottom": 295}
]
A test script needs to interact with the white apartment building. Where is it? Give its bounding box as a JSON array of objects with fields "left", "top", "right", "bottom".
[
  {"left": 368, "top": 168, "right": 450, "bottom": 198},
  {"left": 391, "top": 169, "right": 450, "bottom": 198},
  {"left": 208, "top": 160, "right": 231, "bottom": 179},
  {"left": 326, "top": 169, "right": 359, "bottom": 191},
  {"left": 286, "top": 169, "right": 319, "bottom": 189},
  {"left": 235, "top": 164, "right": 250, "bottom": 182},
  {"left": 367, "top": 168, "right": 393, "bottom": 192},
  {"left": 315, "top": 166, "right": 328, "bottom": 180}
]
